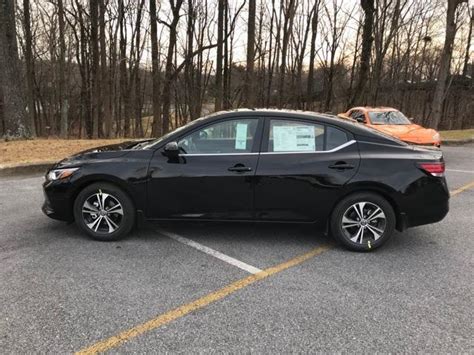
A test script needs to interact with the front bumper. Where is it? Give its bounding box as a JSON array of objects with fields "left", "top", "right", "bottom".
[{"left": 42, "top": 180, "right": 75, "bottom": 222}]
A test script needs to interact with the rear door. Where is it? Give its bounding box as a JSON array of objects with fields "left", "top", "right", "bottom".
[{"left": 254, "top": 117, "right": 360, "bottom": 222}]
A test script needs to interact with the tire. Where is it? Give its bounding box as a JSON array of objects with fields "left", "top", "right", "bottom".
[
  {"left": 73, "top": 182, "right": 135, "bottom": 241},
  {"left": 330, "top": 192, "right": 396, "bottom": 252}
]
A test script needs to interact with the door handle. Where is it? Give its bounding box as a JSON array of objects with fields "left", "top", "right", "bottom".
[
  {"left": 228, "top": 165, "right": 252, "bottom": 172},
  {"left": 328, "top": 162, "right": 355, "bottom": 170}
]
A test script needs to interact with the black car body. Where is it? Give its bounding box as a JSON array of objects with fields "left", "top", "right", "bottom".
[{"left": 42, "top": 109, "right": 449, "bottom": 251}]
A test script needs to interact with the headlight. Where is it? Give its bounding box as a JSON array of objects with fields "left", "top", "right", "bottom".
[
  {"left": 432, "top": 133, "right": 440, "bottom": 141},
  {"left": 47, "top": 168, "right": 79, "bottom": 181}
]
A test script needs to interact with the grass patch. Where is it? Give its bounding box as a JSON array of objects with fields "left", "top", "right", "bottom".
[
  {"left": 440, "top": 129, "right": 474, "bottom": 141},
  {"left": 0, "top": 138, "right": 130, "bottom": 167}
]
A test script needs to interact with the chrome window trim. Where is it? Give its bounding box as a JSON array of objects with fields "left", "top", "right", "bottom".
[
  {"left": 178, "top": 140, "right": 356, "bottom": 156},
  {"left": 261, "top": 139, "right": 356, "bottom": 155},
  {"left": 179, "top": 152, "right": 259, "bottom": 157}
]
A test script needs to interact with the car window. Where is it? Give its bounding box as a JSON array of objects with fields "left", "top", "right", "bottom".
[
  {"left": 178, "top": 118, "right": 258, "bottom": 154},
  {"left": 267, "top": 119, "right": 349, "bottom": 152},
  {"left": 326, "top": 126, "right": 349, "bottom": 150},
  {"left": 350, "top": 110, "right": 365, "bottom": 121},
  {"left": 368, "top": 111, "right": 411, "bottom": 125}
]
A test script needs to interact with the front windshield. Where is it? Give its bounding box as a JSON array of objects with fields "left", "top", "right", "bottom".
[
  {"left": 368, "top": 111, "right": 411, "bottom": 125},
  {"left": 139, "top": 118, "right": 205, "bottom": 149}
]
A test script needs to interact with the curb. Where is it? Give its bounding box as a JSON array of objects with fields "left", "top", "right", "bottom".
[
  {"left": 442, "top": 138, "right": 474, "bottom": 146},
  {"left": 0, "top": 161, "right": 55, "bottom": 177}
]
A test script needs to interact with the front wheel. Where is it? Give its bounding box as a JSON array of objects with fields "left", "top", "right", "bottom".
[
  {"left": 330, "top": 192, "right": 396, "bottom": 252},
  {"left": 73, "top": 182, "right": 135, "bottom": 241}
]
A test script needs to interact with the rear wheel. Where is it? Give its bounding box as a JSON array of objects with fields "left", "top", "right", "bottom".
[
  {"left": 73, "top": 182, "right": 135, "bottom": 241},
  {"left": 330, "top": 192, "right": 395, "bottom": 251}
]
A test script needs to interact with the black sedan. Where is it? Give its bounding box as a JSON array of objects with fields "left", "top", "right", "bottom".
[{"left": 42, "top": 109, "right": 449, "bottom": 251}]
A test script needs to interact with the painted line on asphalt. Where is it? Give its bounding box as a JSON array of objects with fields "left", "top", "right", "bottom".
[
  {"left": 446, "top": 169, "right": 474, "bottom": 174},
  {"left": 75, "top": 244, "right": 331, "bottom": 354},
  {"left": 450, "top": 180, "right": 474, "bottom": 196},
  {"left": 158, "top": 229, "right": 262, "bottom": 274}
]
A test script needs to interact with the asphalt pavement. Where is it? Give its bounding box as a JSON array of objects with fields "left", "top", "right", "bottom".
[{"left": 0, "top": 144, "right": 473, "bottom": 353}]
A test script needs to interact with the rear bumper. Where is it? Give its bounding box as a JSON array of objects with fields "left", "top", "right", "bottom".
[
  {"left": 400, "top": 177, "right": 450, "bottom": 228},
  {"left": 406, "top": 198, "right": 449, "bottom": 228}
]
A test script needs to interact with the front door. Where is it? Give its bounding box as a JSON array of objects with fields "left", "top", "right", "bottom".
[
  {"left": 147, "top": 117, "right": 262, "bottom": 220},
  {"left": 254, "top": 117, "right": 360, "bottom": 222}
]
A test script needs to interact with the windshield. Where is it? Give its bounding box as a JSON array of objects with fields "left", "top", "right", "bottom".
[
  {"left": 368, "top": 111, "right": 411, "bottom": 125},
  {"left": 139, "top": 118, "right": 205, "bottom": 149}
]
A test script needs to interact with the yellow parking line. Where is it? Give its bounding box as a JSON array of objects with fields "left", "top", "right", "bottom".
[
  {"left": 450, "top": 180, "right": 474, "bottom": 196},
  {"left": 75, "top": 244, "right": 332, "bottom": 354}
]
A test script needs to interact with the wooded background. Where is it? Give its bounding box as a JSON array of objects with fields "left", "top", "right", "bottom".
[{"left": 0, "top": 0, "right": 472, "bottom": 139}]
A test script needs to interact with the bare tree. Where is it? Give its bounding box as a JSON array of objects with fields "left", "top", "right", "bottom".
[
  {"left": 22, "top": 0, "right": 37, "bottom": 137},
  {"left": 150, "top": 0, "right": 162, "bottom": 137},
  {"left": 0, "top": 0, "right": 30, "bottom": 138},
  {"left": 278, "top": 0, "right": 296, "bottom": 107},
  {"left": 430, "top": 0, "right": 467, "bottom": 129},
  {"left": 215, "top": 0, "right": 225, "bottom": 111},
  {"left": 243, "top": 0, "right": 256, "bottom": 107},
  {"left": 348, "top": 0, "right": 375, "bottom": 108}
]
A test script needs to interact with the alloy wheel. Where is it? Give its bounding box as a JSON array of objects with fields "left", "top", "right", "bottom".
[
  {"left": 82, "top": 190, "right": 124, "bottom": 234},
  {"left": 341, "top": 201, "right": 386, "bottom": 244}
]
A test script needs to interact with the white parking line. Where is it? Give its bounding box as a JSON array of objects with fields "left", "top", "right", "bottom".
[
  {"left": 446, "top": 169, "right": 474, "bottom": 174},
  {"left": 158, "top": 229, "right": 263, "bottom": 274}
]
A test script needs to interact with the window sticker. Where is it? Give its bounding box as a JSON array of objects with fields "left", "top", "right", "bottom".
[
  {"left": 273, "top": 125, "right": 315, "bottom": 152},
  {"left": 235, "top": 123, "right": 248, "bottom": 150}
]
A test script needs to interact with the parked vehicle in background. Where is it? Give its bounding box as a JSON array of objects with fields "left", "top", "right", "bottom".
[
  {"left": 339, "top": 107, "right": 441, "bottom": 147},
  {"left": 42, "top": 109, "right": 449, "bottom": 252}
]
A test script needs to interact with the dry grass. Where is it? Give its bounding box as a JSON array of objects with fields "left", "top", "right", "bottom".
[
  {"left": 440, "top": 129, "right": 474, "bottom": 141},
  {"left": 0, "top": 139, "right": 129, "bottom": 167}
]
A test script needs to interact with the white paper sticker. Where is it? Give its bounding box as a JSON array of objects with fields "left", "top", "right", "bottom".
[
  {"left": 273, "top": 125, "right": 315, "bottom": 152},
  {"left": 235, "top": 123, "right": 248, "bottom": 150}
]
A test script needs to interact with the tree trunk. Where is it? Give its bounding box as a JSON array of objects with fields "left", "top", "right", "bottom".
[
  {"left": 306, "top": 0, "right": 320, "bottom": 110},
  {"left": 119, "top": 0, "right": 131, "bottom": 137},
  {"left": 278, "top": 0, "right": 296, "bottom": 107},
  {"left": 150, "top": 0, "right": 162, "bottom": 137},
  {"left": 243, "top": 0, "right": 256, "bottom": 107},
  {"left": 162, "top": 0, "right": 184, "bottom": 134},
  {"left": 100, "top": 0, "right": 112, "bottom": 137},
  {"left": 462, "top": 6, "right": 473, "bottom": 77},
  {"left": 215, "top": 0, "right": 225, "bottom": 111},
  {"left": 90, "top": 0, "right": 100, "bottom": 138},
  {"left": 22, "top": 0, "right": 37, "bottom": 137},
  {"left": 430, "top": 0, "right": 467, "bottom": 129},
  {"left": 348, "top": 0, "right": 375, "bottom": 108},
  {"left": 0, "top": 0, "right": 30, "bottom": 138}
]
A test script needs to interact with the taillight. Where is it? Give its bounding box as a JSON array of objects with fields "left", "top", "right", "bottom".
[{"left": 417, "top": 162, "right": 445, "bottom": 177}]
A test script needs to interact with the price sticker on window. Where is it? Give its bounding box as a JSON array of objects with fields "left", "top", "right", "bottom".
[
  {"left": 273, "top": 125, "right": 315, "bottom": 152},
  {"left": 235, "top": 123, "right": 248, "bottom": 150}
]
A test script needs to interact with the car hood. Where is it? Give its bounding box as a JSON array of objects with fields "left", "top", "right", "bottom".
[
  {"left": 52, "top": 140, "right": 148, "bottom": 168},
  {"left": 370, "top": 124, "right": 438, "bottom": 144}
]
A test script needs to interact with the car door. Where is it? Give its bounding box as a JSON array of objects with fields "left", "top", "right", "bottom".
[
  {"left": 254, "top": 117, "right": 360, "bottom": 222},
  {"left": 147, "top": 117, "right": 263, "bottom": 220}
]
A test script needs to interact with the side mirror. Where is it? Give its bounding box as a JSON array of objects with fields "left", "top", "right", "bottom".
[
  {"left": 163, "top": 141, "right": 179, "bottom": 156},
  {"left": 355, "top": 116, "right": 366, "bottom": 123}
]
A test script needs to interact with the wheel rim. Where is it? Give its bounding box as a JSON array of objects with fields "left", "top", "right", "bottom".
[
  {"left": 82, "top": 190, "right": 124, "bottom": 234},
  {"left": 341, "top": 201, "right": 386, "bottom": 245}
]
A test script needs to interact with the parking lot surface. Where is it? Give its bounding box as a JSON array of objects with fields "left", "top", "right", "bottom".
[{"left": 1, "top": 144, "right": 473, "bottom": 353}]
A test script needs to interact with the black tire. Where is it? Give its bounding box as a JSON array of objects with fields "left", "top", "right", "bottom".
[
  {"left": 73, "top": 182, "right": 135, "bottom": 241},
  {"left": 330, "top": 192, "right": 396, "bottom": 252}
]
